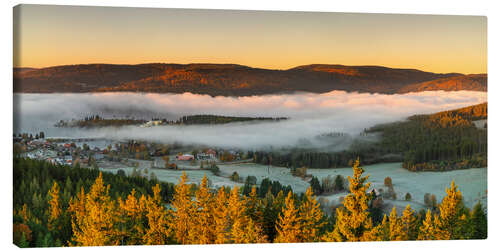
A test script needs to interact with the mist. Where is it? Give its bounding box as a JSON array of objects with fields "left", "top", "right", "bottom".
[{"left": 13, "top": 90, "right": 487, "bottom": 150}]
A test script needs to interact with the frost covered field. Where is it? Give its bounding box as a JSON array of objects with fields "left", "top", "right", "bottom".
[{"left": 102, "top": 162, "right": 486, "bottom": 212}]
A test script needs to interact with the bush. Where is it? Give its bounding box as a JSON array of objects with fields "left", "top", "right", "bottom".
[
  {"left": 230, "top": 171, "right": 240, "bottom": 182},
  {"left": 384, "top": 176, "right": 393, "bottom": 188},
  {"left": 405, "top": 192, "right": 412, "bottom": 201}
]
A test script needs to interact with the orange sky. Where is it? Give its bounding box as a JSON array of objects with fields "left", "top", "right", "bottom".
[{"left": 13, "top": 5, "right": 487, "bottom": 74}]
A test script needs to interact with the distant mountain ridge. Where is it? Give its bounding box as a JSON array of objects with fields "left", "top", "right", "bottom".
[{"left": 13, "top": 63, "right": 487, "bottom": 96}]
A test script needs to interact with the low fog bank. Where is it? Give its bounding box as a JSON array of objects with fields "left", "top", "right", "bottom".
[{"left": 13, "top": 90, "right": 487, "bottom": 149}]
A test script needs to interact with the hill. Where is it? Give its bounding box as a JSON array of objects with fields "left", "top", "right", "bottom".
[
  {"left": 13, "top": 63, "right": 485, "bottom": 96},
  {"left": 397, "top": 74, "right": 487, "bottom": 93}
]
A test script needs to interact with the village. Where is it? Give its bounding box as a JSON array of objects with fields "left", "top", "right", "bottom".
[{"left": 13, "top": 132, "right": 251, "bottom": 175}]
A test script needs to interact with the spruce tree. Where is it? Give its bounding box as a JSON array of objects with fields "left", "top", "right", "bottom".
[{"left": 469, "top": 201, "right": 487, "bottom": 239}]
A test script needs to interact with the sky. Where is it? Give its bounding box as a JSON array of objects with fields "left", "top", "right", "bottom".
[{"left": 13, "top": 4, "right": 487, "bottom": 74}]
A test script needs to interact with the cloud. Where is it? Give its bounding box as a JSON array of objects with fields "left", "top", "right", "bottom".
[{"left": 14, "top": 90, "right": 487, "bottom": 150}]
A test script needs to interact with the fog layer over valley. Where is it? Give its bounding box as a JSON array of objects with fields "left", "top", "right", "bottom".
[{"left": 14, "top": 90, "right": 486, "bottom": 149}]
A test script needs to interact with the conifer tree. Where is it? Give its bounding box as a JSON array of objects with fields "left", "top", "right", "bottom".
[
  {"left": 68, "top": 172, "right": 122, "bottom": 246},
  {"left": 228, "top": 185, "right": 265, "bottom": 243},
  {"left": 401, "top": 205, "right": 418, "bottom": 240},
  {"left": 47, "top": 181, "right": 62, "bottom": 232},
  {"left": 469, "top": 201, "right": 487, "bottom": 239},
  {"left": 118, "top": 189, "right": 147, "bottom": 244},
  {"left": 170, "top": 172, "right": 194, "bottom": 244},
  {"left": 245, "top": 185, "right": 261, "bottom": 224},
  {"left": 325, "top": 159, "right": 375, "bottom": 241},
  {"left": 213, "top": 187, "right": 230, "bottom": 244},
  {"left": 190, "top": 175, "right": 215, "bottom": 244},
  {"left": 143, "top": 184, "right": 171, "bottom": 245},
  {"left": 298, "top": 186, "right": 326, "bottom": 242},
  {"left": 373, "top": 214, "right": 390, "bottom": 241},
  {"left": 388, "top": 206, "right": 404, "bottom": 241},
  {"left": 434, "top": 181, "right": 466, "bottom": 240},
  {"left": 418, "top": 209, "right": 436, "bottom": 240},
  {"left": 275, "top": 191, "right": 301, "bottom": 243}
]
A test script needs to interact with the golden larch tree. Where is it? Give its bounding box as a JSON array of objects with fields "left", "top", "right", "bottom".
[
  {"left": 418, "top": 209, "right": 436, "bottom": 240},
  {"left": 228, "top": 185, "right": 265, "bottom": 243},
  {"left": 400, "top": 204, "right": 418, "bottom": 240},
  {"left": 143, "top": 184, "right": 171, "bottom": 245},
  {"left": 274, "top": 191, "right": 301, "bottom": 243},
  {"left": 325, "top": 159, "right": 375, "bottom": 242},
  {"left": 118, "top": 189, "right": 147, "bottom": 244},
  {"left": 434, "top": 180, "right": 466, "bottom": 240},
  {"left": 47, "top": 181, "right": 62, "bottom": 231},
  {"left": 298, "top": 186, "right": 326, "bottom": 242},
  {"left": 68, "top": 172, "right": 122, "bottom": 246},
  {"left": 388, "top": 206, "right": 404, "bottom": 241},
  {"left": 190, "top": 175, "right": 215, "bottom": 244},
  {"left": 170, "top": 172, "right": 194, "bottom": 244},
  {"left": 213, "top": 187, "right": 230, "bottom": 244}
]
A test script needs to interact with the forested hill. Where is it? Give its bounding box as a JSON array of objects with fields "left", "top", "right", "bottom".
[
  {"left": 13, "top": 63, "right": 486, "bottom": 96},
  {"left": 397, "top": 74, "right": 487, "bottom": 93},
  {"left": 251, "top": 103, "right": 487, "bottom": 171}
]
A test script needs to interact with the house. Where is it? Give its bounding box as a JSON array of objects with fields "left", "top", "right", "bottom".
[
  {"left": 176, "top": 154, "right": 194, "bottom": 161},
  {"left": 196, "top": 153, "right": 214, "bottom": 160},
  {"left": 205, "top": 149, "right": 216, "bottom": 157},
  {"left": 140, "top": 120, "right": 163, "bottom": 128}
]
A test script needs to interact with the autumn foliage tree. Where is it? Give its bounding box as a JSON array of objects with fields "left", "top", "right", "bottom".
[{"left": 325, "top": 159, "right": 376, "bottom": 241}]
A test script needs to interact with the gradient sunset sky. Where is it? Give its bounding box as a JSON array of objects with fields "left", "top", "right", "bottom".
[{"left": 13, "top": 4, "right": 487, "bottom": 74}]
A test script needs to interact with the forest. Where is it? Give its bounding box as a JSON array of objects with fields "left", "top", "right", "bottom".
[
  {"left": 54, "top": 115, "right": 145, "bottom": 128},
  {"left": 251, "top": 103, "right": 487, "bottom": 171},
  {"left": 175, "top": 115, "right": 288, "bottom": 125},
  {"left": 13, "top": 157, "right": 486, "bottom": 247}
]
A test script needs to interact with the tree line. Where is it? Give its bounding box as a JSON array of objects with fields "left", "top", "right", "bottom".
[{"left": 13, "top": 158, "right": 486, "bottom": 247}]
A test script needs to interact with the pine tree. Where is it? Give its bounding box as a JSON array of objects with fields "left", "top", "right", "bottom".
[
  {"left": 274, "top": 191, "right": 301, "bottom": 243},
  {"left": 298, "top": 186, "right": 326, "bottom": 242},
  {"left": 325, "top": 159, "right": 375, "bottom": 241},
  {"left": 170, "top": 172, "right": 194, "bottom": 244}
]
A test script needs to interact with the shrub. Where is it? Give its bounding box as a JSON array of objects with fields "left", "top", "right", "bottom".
[
  {"left": 230, "top": 171, "right": 240, "bottom": 182},
  {"left": 384, "top": 176, "right": 393, "bottom": 188},
  {"left": 405, "top": 192, "right": 412, "bottom": 201}
]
